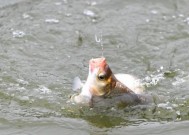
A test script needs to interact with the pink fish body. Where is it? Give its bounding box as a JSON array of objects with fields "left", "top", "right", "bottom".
[{"left": 71, "top": 57, "right": 145, "bottom": 106}]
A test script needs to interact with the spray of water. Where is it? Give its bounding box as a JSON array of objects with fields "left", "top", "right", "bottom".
[{"left": 95, "top": 31, "right": 104, "bottom": 57}]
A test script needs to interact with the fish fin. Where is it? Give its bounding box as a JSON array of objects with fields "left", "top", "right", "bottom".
[{"left": 72, "top": 77, "right": 83, "bottom": 91}]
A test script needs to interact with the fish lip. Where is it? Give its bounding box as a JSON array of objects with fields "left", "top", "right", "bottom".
[
  {"left": 89, "top": 57, "right": 106, "bottom": 65},
  {"left": 89, "top": 57, "right": 106, "bottom": 73}
]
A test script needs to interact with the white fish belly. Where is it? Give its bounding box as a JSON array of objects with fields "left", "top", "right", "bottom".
[{"left": 115, "top": 74, "right": 144, "bottom": 94}]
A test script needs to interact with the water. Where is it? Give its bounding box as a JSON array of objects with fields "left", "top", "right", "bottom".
[{"left": 0, "top": 0, "right": 189, "bottom": 134}]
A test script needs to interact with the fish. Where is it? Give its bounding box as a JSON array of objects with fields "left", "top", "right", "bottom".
[{"left": 71, "top": 57, "right": 150, "bottom": 106}]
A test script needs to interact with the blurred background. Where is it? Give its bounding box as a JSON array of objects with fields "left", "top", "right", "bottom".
[{"left": 0, "top": 0, "right": 189, "bottom": 134}]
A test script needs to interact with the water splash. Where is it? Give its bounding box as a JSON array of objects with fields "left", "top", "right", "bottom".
[
  {"left": 95, "top": 31, "right": 104, "bottom": 57},
  {"left": 35, "top": 85, "right": 52, "bottom": 94}
]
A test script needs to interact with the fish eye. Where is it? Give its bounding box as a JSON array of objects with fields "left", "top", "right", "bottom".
[{"left": 98, "top": 73, "right": 106, "bottom": 80}]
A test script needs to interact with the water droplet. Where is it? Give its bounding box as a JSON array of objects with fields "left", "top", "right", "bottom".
[
  {"left": 111, "top": 107, "right": 116, "bottom": 111},
  {"left": 12, "top": 30, "right": 25, "bottom": 38},
  {"left": 63, "top": 0, "right": 68, "bottom": 4},
  {"left": 145, "top": 19, "right": 150, "bottom": 23},
  {"left": 92, "top": 19, "right": 97, "bottom": 22},
  {"left": 172, "top": 15, "right": 176, "bottom": 19},
  {"left": 20, "top": 96, "right": 30, "bottom": 101},
  {"left": 90, "top": 1, "right": 97, "bottom": 6},
  {"left": 55, "top": 2, "right": 62, "bottom": 6},
  {"left": 145, "top": 76, "right": 151, "bottom": 83},
  {"left": 22, "top": 13, "right": 32, "bottom": 19},
  {"left": 95, "top": 32, "right": 104, "bottom": 56},
  {"left": 186, "top": 17, "right": 189, "bottom": 21},
  {"left": 50, "top": 46, "right": 55, "bottom": 49},
  {"left": 45, "top": 18, "right": 59, "bottom": 24},
  {"left": 65, "top": 54, "right": 71, "bottom": 58},
  {"left": 65, "top": 13, "right": 72, "bottom": 17},
  {"left": 160, "top": 36, "right": 164, "bottom": 40},
  {"left": 172, "top": 78, "right": 185, "bottom": 86},
  {"left": 184, "top": 17, "right": 189, "bottom": 23},
  {"left": 151, "top": 10, "right": 158, "bottom": 14},
  {"left": 162, "top": 16, "right": 167, "bottom": 20},
  {"left": 178, "top": 14, "right": 184, "bottom": 17},
  {"left": 166, "top": 106, "right": 173, "bottom": 110},
  {"left": 172, "top": 104, "right": 178, "bottom": 108},
  {"left": 83, "top": 9, "right": 95, "bottom": 17}
]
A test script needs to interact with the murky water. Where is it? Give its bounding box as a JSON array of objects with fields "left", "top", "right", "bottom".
[{"left": 1, "top": 0, "right": 189, "bottom": 134}]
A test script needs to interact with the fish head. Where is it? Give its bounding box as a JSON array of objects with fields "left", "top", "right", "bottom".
[{"left": 86, "top": 57, "right": 116, "bottom": 96}]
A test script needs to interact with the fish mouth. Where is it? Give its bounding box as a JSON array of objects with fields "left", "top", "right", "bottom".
[
  {"left": 90, "top": 57, "right": 106, "bottom": 63},
  {"left": 89, "top": 57, "right": 106, "bottom": 72}
]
